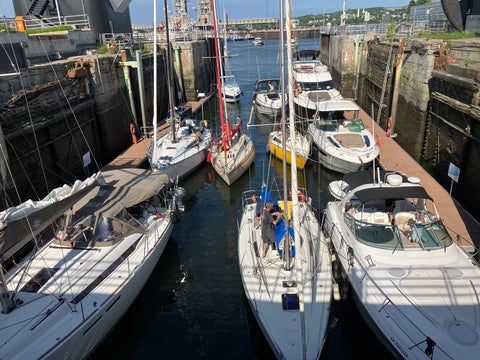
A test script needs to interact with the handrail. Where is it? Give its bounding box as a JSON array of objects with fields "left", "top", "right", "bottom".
[
  {"left": 325, "top": 217, "right": 452, "bottom": 358},
  {"left": 21, "top": 14, "right": 90, "bottom": 31}
]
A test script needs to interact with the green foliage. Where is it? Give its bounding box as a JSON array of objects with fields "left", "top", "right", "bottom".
[
  {"left": 25, "top": 25, "right": 73, "bottom": 34},
  {"left": 387, "top": 21, "right": 396, "bottom": 40},
  {"left": 416, "top": 0, "right": 433, "bottom": 5},
  {"left": 416, "top": 30, "right": 479, "bottom": 39},
  {"left": 136, "top": 43, "right": 150, "bottom": 55},
  {"left": 465, "top": 58, "right": 471, "bottom": 67},
  {"left": 0, "top": 25, "right": 15, "bottom": 31}
]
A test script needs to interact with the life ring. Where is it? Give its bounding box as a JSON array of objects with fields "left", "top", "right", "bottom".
[{"left": 289, "top": 189, "right": 305, "bottom": 202}]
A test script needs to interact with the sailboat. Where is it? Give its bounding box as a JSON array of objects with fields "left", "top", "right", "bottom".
[
  {"left": 148, "top": 0, "right": 211, "bottom": 181},
  {"left": 0, "top": 167, "right": 184, "bottom": 360},
  {"left": 237, "top": 0, "right": 332, "bottom": 358},
  {"left": 207, "top": 0, "right": 255, "bottom": 186}
]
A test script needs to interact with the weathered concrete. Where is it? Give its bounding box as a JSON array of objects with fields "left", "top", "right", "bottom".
[
  {"left": 0, "top": 30, "right": 96, "bottom": 65},
  {"left": 0, "top": 39, "right": 216, "bottom": 207}
]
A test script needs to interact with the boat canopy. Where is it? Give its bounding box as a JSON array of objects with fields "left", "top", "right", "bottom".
[
  {"left": 315, "top": 100, "right": 360, "bottom": 113},
  {"left": 0, "top": 174, "right": 100, "bottom": 259},
  {"left": 294, "top": 49, "right": 320, "bottom": 60},
  {"left": 0, "top": 169, "right": 170, "bottom": 259},
  {"left": 73, "top": 168, "right": 170, "bottom": 218},
  {"left": 343, "top": 171, "right": 432, "bottom": 203}
]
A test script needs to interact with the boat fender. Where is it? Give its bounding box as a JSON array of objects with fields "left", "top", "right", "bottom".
[
  {"left": 289, "top": 189, "right": 305, "bottom": 202},
  {"left": 377, "top": 135, "right": 380, "bottom": 147},
  {"left": 130, "top": 124, "right": 137, "bottom": 144}
]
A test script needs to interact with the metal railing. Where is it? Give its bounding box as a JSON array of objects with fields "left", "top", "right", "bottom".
[{"left": 22, "top": 14, "right": 90, "bottom": 31}]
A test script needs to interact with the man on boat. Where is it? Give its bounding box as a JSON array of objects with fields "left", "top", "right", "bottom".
[{"left": 261, "top": 200, "right": 280, "bottom": 257}]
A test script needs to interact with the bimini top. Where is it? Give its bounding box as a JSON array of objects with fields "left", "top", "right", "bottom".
[
  {"left": 294, "top": 49, "right": 320, "bottom": 60},
  {"left": 315, "top": 100, "right": 360, "bottom": 113},
  {"left": 343, "top": 170, "right": 432, "bottom": 203}
]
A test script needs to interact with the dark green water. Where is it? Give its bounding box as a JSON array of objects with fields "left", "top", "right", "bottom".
[{"left": 89, "top": 38, "right": 393, "bottom": 360}]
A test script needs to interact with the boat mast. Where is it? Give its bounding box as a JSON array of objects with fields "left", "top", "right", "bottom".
[
  {"left": 152, "top": 0, "right": 158, "bottom": 164},
  {"left": 164, "top": 0, "right": 177, "bottom": 143},
  {"left": 211, "top": 0, "right": 229, "bottom": 164},
  {"left": 278, "top": 0, "right": 291, "bottom": 271},
  {"left": 286, "top": 0, "right": 306, "bottom": 356}
]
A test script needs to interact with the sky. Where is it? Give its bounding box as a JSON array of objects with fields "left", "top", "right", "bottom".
[{"left": 0, "top": 0, "right": 412, "bottom": 25}]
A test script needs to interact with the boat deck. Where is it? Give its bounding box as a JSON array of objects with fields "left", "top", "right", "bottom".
[
  {"left": 103, "top": 92, "right": 214, "bottom": 171},
  {"left": 346, "top": 103, "right": 480, "bottom": 249}
]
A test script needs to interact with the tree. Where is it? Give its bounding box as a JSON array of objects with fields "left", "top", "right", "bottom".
[
  {"left": 416, "top": 0, "right": 433, "bottom": 5},
  {"left": 407, "top": 0, "right": 416, "bottom": 16}
]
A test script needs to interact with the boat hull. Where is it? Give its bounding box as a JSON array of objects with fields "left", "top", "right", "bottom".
[
  {"left": 1, "top": 216, "right": 174, "bottom": 360},
  {"left": 158, "top": 147, "right": 207, "bottom": 181},
  {"left": 268, "top": 139, "right": 308, "bottom": 170},
  {"left": 210, "top": 135, "right": 255, "bottom": 185},
  {"left": 316, "top": 147, "right": 372, "bottom": 174}
]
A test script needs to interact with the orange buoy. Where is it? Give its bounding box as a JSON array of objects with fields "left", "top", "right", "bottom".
[
  {"left": 289, "top": 189, "right": 305, "bottom": 202},
  {"left": 377, "top": 135, "right": 380, "bottom": 146},
  {"left": 387, "top": 128, "right": 391, "bottom": 137},
  {"left": 130, "top": 124, "right": 137, "bottom": 144},
  {"left": 388, "top": 117, "right": 393, "bottom": 128}
]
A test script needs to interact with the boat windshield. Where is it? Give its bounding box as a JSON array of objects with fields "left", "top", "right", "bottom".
[
  {"left": 315, "top": 119, "right": 338, "bottom": 131},
  {"left": 344, "top": 209, "right": 453, "bottom": 250},
  {"left": 347, "top": 119, "right": 365, "bottom": 132},
  {"left": 300, "top": 80, "right": 334, "bottom": 91}
]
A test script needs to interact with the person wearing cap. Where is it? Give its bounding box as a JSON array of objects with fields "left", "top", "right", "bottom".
[{"left": 261, "top": 200, "right": 281, "bottom": 257}]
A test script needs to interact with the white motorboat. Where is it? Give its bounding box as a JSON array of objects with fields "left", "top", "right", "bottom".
[
  {"left": 0, "top": 168, "right": 184, "bottom": 359},
  {"left": 324, "top": 170, "right": 480, "bottom": 360},
  {"left": 221, "top": 75, "right": 243, "bottom": 103},
  {"left": 149, "top": 3, "right": 211, "bottom": 181},
  {"left": 308, "top": 100, "right": 379, "bottom": 174},
  {"left": 252, "top": 37, "right": 264, "bottom": 46},
  {"left": 253, "top": 79, "right": 286, "bottom": 116},
  {"left": 293, "top": 50, "right": 342, "bottom": 119},
  {"left": 238, "top": 2, "right": 332, "bottom": 358},
  {"left": 208, "top": 0, "right": 255, "bottom": 186}
]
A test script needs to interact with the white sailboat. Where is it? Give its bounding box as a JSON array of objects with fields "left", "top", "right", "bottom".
[
  {"left": 308, "top": 99, "right": 379, "bottom": 174},
  {"left": 0, "top": 166, "right": 184, "bottom": 359},
  {"left": 149, "top": 0, "right": 211, "bottom": 181},
  {"left": 208, "top": 0, "right": 254, "bottom": 186},
  {"left": 324, "top": 170, "right": 480, "bottom": 359},
  {"left": 237, "top": 1, "right": 332, "bottom": 358}
]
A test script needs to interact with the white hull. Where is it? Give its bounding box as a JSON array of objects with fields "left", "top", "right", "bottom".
[
  {"left": 210, "top": 134, "right": 255, "bottom": 185},
  {"left": 158, "top": 148, "right": 206, "bottom": 181},
  {"left": 308, "top": 120, "right": 379, "bottom": 174},
  {"left": 238, "top": 193, "right": 332, "bottom": 359},
  {"left": 255, "top": 94, "right": 285, "bottom": 116}
]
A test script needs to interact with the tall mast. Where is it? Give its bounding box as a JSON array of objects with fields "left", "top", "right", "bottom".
[
  {"left": 165, "top": 0, "right": 177, "bottom": 143},
  {"left": 286, "top": 0, "right": 306, "bottom": 356},
  {"left": 211, "top": 0, "right": 228, "bottom": 164},
  {"left": 152, "top": 0, "right": 158, "bottom": 164},
  {"left": 278, "top": 0, "right": 291, "bottom": 271}
]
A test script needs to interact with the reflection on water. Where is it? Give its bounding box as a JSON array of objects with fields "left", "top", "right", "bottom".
[{"left": 89, "top": 38, "right": 393, "bottom": 360}]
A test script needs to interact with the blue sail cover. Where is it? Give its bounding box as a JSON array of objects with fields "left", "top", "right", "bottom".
[
  {"left": 274, "top": 217, "right": 296, "bottom": 258},
  {"left": 261, "top": 186, "right": 278, "bottom": 205}
]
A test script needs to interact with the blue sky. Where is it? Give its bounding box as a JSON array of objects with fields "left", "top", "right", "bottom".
[{"left": 0, "top": 0, "right": 411, "bottom": 25}]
